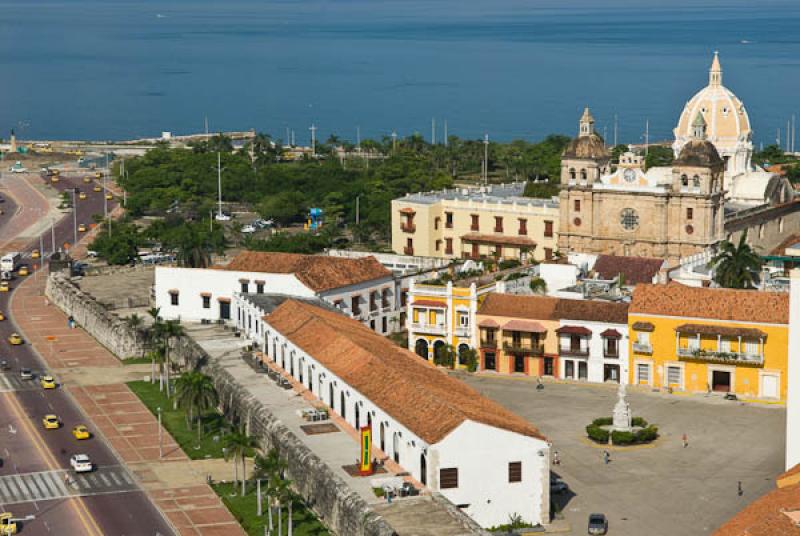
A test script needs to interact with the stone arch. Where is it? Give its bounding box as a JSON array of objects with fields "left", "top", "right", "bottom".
[
  {"left": 569, "top": 168, "right": 576, "bottom": 180},
  {"left": 432, "top": 340, "right": 447, "bottom": 363},
  {"left": 457, "top": 343, "right": 470, "bottom": 366},
  {"left": 681, "top": 174, "right": 689, "bottom": 187},
  {"left": 340, "top": 391, "right": 347, "bottom": 421},
  {"left": 380, "top": 422, "right": 386, "bottom": 452},
  {"left": 580, "top": 169, "right": 587, "bottom": 181},
  {"left": 393, "top": 432, "right": 401, "bottom": 463},
  {"left": 420, "top": 452, "right": 427, "bottom": 486},
  {"left": 414, "top": 339, "right": 429, "bottom": 360}
]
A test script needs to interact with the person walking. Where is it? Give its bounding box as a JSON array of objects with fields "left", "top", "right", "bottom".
[
  {"left": 603, "top": 450, "right": 610, "bottom": 464},
  {"left": 553, "top": 450, "right": 560, "bottom": 466},
  {"left": 738, "top": 481, "right": 743, "bottom": 497},
  {"left": 682, "top": 433, "right": 688, "bottom": 448}
]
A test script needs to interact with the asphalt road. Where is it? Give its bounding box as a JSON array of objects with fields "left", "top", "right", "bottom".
[{"left": 0, "top": 171, "right": 175, "bottom": 535}]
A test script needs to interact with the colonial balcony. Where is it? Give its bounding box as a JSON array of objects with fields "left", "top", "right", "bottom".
[
  {"left": 401, "top": 222, "right": 416, "bottom": 233},
  {"left": 410, "top": 322, "right": 447, "bottom": 335},
  {"left": 632, "top": 342, "right": 652, "bottom": 354},
  {"left": 559, "top": 347, "right": 589, "bottom": 358},
  {"left": 503, "top": 341, "right": 545, "bottom": 355},
  {"left": 454, "top": 325, "right": 471, "bottom": 338},
  {"left": 677, "top": 347, "right": 764, "bottom": 366},
  {"left": 603, "top": 350, "right": 620, "bottom": 359},
  {"left": 480, "top": 339, "right": 497, "bottom": 349}
]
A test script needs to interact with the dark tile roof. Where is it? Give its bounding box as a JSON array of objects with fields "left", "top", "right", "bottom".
[
  {"left": 592, "top": 255, "right": 665, "bottom": 285},
  {"left": 478, "top": 293, "right": 629, "bottom": 324}
]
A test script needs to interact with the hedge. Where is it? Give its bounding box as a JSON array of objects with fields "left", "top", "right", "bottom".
[
  {"left": 586, "top": 418, "right": 659, "bottom": 445},
  {"left": 592, "top": 417, "right": 613, "bottom": 426},
  {"left": 586, "top": 424, "right": 610, "bottom": 443}
]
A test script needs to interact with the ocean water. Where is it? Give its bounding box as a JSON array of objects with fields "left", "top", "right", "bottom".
[{"left": 1, "top": 0, "right": 800, "bottom": 145}]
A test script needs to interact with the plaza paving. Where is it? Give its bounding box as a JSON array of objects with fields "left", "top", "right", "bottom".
[{"left": 458, "top": 373, "right": 786, "bottom": 536}]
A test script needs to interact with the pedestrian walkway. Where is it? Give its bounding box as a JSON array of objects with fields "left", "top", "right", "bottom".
[{"left": 0, "top": 465, "right": 138, "bottom": 506}]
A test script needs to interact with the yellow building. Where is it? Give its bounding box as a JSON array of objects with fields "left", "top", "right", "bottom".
[
  {"left": 407, "top": 279, "right": 495, "bottom": 366},
  {"left": 629, "top": 283, "right": 789, "bottom": 400},
  {"left": 392, "top": 182, "right": 559, "bottom": 263}
]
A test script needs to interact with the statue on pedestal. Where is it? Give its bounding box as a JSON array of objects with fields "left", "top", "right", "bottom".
[{"left": 612, "top": 383, "right": 632, "bottom": 432}]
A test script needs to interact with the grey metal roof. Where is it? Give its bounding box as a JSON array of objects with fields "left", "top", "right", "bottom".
[
  {"left": 239, "top": 293, "right": 335, "bottom": 314},
  {"left": 398, "top": 182, "right": 559, "bottom": 208}
]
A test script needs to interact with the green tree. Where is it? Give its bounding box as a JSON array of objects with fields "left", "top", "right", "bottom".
[
  {"left": 644, "top": 145, "right": 674, "bottom": 169},
  {"left": 711, "top": 232, "right": 763, "bottom": 289},
  {"left": 257, "top": 191, "right": 307, "bottom": 226},
  {"left": 529, "top": 277, "right": 547, "bottom": 295},
  {"left": 174, "top": 371, "right": 219, "bottom": 440},
  {"left": 224, "top": 432, "right": 260, "bottom": 496}
]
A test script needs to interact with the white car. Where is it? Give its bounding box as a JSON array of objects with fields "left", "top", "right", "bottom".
[
  {"left": 214, "top": 213, "right": 231, "bottom": 221},
  {"left": 241, "top": 224, "right": 256, "bottom": 234},
  {"left": 70, "top": 454, "right": 93, "bottom": 473},
  {"left": 8, "top": 162, "right": 27, "bottom": 173}
]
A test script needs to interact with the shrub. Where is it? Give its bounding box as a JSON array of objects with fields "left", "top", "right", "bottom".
[
  {"left": 611, "top": 430, "right": 635, "bottom": 445},
  {"left": 592, "top": 417, "right": 613, "bottom": 426},
  {"left": 586, "top": 424, "right": 609, "bottom": 443},
  {"left": 631, "top": 416, "right": 648, "bottom": 428},
  {"left": 498, "top": 259, "right": 521, "bottom": 271},
  {"left": 636, "top": 425, "right": 659, "bottom": 442}
]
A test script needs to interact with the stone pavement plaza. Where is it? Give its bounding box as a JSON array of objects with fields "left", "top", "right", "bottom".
[{"left": 458, "top": 374, "right": 785, "bottom": 536}]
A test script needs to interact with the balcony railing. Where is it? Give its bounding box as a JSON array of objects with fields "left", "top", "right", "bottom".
[
  {"left": 560, "top": 347, "right": 589, "bottom": 358},
  {"left": 410, "top": 322, "right": 447, "bottom": 335},
  {"left": 632, "top": 342, "right": 653, "bottom": 354},
  {"left": 604, "top": 350, "right": 620, "bottom": 359},
  {"left": 401, "top": 223, "right": 416, "bottom": 233},
  {"left": 454, "top": 325, "right": 471, "bottom": 337},
  {"left": 503, "top": 341, "right": 545, "bottom": 355},
  {"left": 480, "top": 339, "right": 497, "bottom": 349},
  {"left": 677, "top": 347, "right": 764, "bottom": 365}
]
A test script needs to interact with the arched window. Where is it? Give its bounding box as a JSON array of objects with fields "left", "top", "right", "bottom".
[
  {"left": 380, "top": 422, "right": 386, "bottom": 451},
  {"left": 393, "top": 432, "right": 401, "bottom": 463},
  {"left": 340, "top": 391, "right": 346, "bottom": 420},
  {"left": 580, "top": 169, "right": 587, "bottom": 181},
  {"left": 415, "top": 339, "right": 429, "bottom": 360},
  {"left": 692, "top": 175, "right": 701, "bottom": 188},
  {"left": 289, "top": 352, "right": 295, "bottom": 376},
  {"left": 298, "top": 357, "right": 304, "bottom": 383},
  {"left": 569, "top": 168, "right": 576, "bottom": 180},
  {"left": 355, "top": 403, "right": 360, "bottom": 429},
  {"left": 681, "top": 174, "right": 688, "bottom": 187},
  {"left": 420, "top": 453, "right": 428, "bottom": 486},
  {"left": 329, "top": 383, "right": 334, "bottom": 408},
  {"left": 308, "top": 366, "right": 313, "bottom": 391},
  {"left": 457, "top": 344, "right": 470, "bottom": 366}
]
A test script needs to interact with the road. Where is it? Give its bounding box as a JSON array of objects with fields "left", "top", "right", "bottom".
[{"left": 0, "top": 170, "right": 175, "bottom": 535}]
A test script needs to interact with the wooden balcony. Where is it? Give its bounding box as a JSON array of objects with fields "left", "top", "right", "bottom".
[
  {"left": 503, "top": 341, "right": 544, "bottom": 355},
  {"left": 401, "top": 223, "right": 416, "bottom": 233}
]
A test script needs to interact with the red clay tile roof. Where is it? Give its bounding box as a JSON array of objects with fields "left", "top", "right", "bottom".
[
  {"left": 216, "top": 251, "right": 391, "bottom": 292},
  {"left": 478, "top": 293, "right": 628, "bottom": 324},
  {"left": 503, "top": 319, "right": 547, "bottom": 333},
  {"left": 556, "top": 325, "right": 592, "bottom": 335},
  {"left": 267, "top": 299, "right": 546, "bottom": 444},
  {"left": 676, "top": 324, "right": 767, "bottom": 338},
  {"left": 478, "top": 318, "right": 500, "bottom": 328},
  {"left": 631, "top": 283, "right": 789, "bottom": 325},
  {"left": 779, "top": 465, "right": 800, "bottom": 488},
  {"left": 592, "top": 255, "right": 664, "bottom": 285},
  {"left": 714, "top": 482, "right": 800, "bottom": 536},
  {"left": 601, "top": 328, "right": 622, "bottom": 338},
  {"left": 460, "top": 233, "right": 537, "bottom": 247},
  {"left": 411, "top": 300, "right": 447, "bottom": 308}
]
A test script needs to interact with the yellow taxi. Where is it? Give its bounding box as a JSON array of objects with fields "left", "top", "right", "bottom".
[
  {"left": 40, "top": 375, "right": 57, "bottom": 389},
  {"left": 83, "top": 176, "right": 92, "bottom": 184},
  {"left": 0, "top": 512, "right": 17, "bottom": 535},
  {"left": 17, "top": 267, "right": 28, "bottom": 277},
  {"left": 50, "top": 176, "right": 59, "bottom": 183},
  {"left": 0, "top": 282, "right": 8, "bottom": 293},
  {"left": 105, "top": 193, "right": 113, "bottom": 201},
  {"left": 78, "top": 192, "right": 87, "bottom": 201},
  {"left": 0, "top": 312, "right": 5, "bottom": 321},
  {"left": 78, "top": 224, "right": 87, "bottom": 232},
  {"left": 95, "top": 171, "right": 102, "bottom": 179},
  {"left": 7, "top": 333, "right": 22, "bottom": 345},
  {"left": 42, "top": 415, "right": 60, "bottom": 430},
  {"left": 93, "top": 185, "right": 102, "bottom": 192},
  {"left": 72, "top": 425, "right": 91, "bottom": 440},
  {"left": 31, "top": 249, "right": 40, "bottom": 259}
]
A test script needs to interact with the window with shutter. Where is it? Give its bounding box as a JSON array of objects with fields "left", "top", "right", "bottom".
[
  {"left": 508, "top": 462, "right": 522, "bottom": 483},
  {"left": 440, "top": 468, "right": 459, "bottom": 489}
]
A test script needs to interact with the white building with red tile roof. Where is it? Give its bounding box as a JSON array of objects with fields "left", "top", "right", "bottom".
[
  {"left": 154, "top": 251, "right": 398, "bottom": 334},
  {"left": 240, "top": 298, "right": 551, "bottom": 529}
]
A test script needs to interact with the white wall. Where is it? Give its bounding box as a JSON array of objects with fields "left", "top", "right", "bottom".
[
  {"left": 539, "top": 263, "right": 579, "bottom": 296},
  {"left": 154, "top": 267, "right": 313, "bottom": 322},
  {"left": 431, "top": 420, "right": 549, "bottom": 528},
  {"left": 321, "top": 276, "right": 397, "bottom": 334},
  {"left": 557, "top": 319, "right": 629, "bottom": 385},
  {"left": 787, "top": 269, "right": 800, "bottom": 470}
]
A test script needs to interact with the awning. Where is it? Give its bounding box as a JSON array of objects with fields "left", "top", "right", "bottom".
[
  {"left": 600, "top": 328, "right": 622, "bottom": 338},
  {"left": 238, "top": 278, "right": 250, "bottom": 284},
  {"left": 399, "top": 207, "right": 416, "bottom": 215},
  {"left": 200, "top": 292, "right": 212, "bottom": 297},
  {"left": 632, "top": 321, "right": 655, "bottom": 332},
  {"left": 556, "top": 325, "right": 592, "bottom": 336},
  {"left": 676, "top": 324, "right": 766, "bottom": 338},
  {"left": 478, "top": 318, "right": 500, "bottom": 328},
  {"left": 460, "top": 233, "right": 537, "bottom": 248},
  {"left": 503, "top": 319, "right": 547, "bottom": 333},
  {"left": 217, "top": 297, "right": 231, "bottom": 303},
  {"left": 411, "top": 300, "right": 447, "bottom": 309},
  {"left": 168, "top": 289, "right": 179, "bottom": 294}
]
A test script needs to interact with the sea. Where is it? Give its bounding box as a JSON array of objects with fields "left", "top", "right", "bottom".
[{"left": 2, "top": 0, "right": 800, "bottom": 146}]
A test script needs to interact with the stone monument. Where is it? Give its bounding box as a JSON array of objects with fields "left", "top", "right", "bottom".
[{"left": 612, "top": 383, "right": 632, "bottom": 432}]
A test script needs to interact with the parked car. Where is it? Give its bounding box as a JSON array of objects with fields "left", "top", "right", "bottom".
[
  {"left": 550, "top": 477, "right": 569, "bottom": 494},
  {"left": 588, "top": 513, "right": 608, "bottom": 535},
  {"left": 241, "top": 224, "right": 256, "bottom": 234}
]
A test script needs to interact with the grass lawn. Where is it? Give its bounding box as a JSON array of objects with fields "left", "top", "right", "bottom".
[
  {"left": 127, "top": 380, "right": 230, "bottom": 459},
  {"left": 212, "top": 482, "right": 330, "bottom": 536},
  {"left": 121, "top": 356, "right": 153, "bottom": 365}
]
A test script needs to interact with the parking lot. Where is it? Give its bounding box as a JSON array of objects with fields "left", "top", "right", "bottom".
[{"left": 458, "top": 374, "right": 785, "bottom": 536}]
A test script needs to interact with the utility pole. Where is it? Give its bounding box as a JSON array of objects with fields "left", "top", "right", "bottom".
[
  {"left": 788, "top": 119, "right": 792, "bottom": 152},
  {"left": 483, "top": 134, "right": 489, "bottom": 185},
  {"left": 355, "top": 196, "right": 360, "bottom": 225},
  {"left": 71, "top": 189, "right": 77, "bottom": 247},
  {"left": 310, "top": 124, "right": 317, "bottom": 157},
  {"left": 104, "top": 173, "right": 110, "bottom": 237},
  {"left": 432, "top": 118, "right": 436, "bottom": 145},
  {"left": 603, "top": 126, "right": 608, "bottom": 148},
  {"left": 205, "top": 116, "right": 209, "bottom": 141},
  {"left": 391, "top": 131, "right": 397, "bottom": 153},
  {"left": 644, "top": 120, "right": 650, "bottom": 156},
  {"left": 356, "top": 126, "right": 361, "bottom": 152},
  {"left": 157, "top": 407, "right": 163, "bottom": 459},
  {"left": 217, "top": 152, "right": 223, "bottom": 218},
  {"left": 51, "top": 219, "right": 55, "bottom": 253},
  {"left": 614, "top": 114, "right": 618, "bottom": 147},
  {"left": 444, "top": 120, "right": 448, "bottom": 147}
]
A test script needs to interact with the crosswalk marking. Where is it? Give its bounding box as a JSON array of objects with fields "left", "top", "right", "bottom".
[
  {"left": 0, "top": 466, "right": 138, "bottom": 506},
  {"left": 0, "top": 373, "right": 43, "bottom": 393}
]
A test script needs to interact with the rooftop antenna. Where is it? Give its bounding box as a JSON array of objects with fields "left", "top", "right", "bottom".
[
  {"left": 356, "top": 126, "right": 361, "bottom": 152},
  {"left": 217, "top": 152, "right": 223, "bottom": 218},
  {"left": 444, "top": 120, "right": 448, "bottom": 147},
  {"left": 483, "top": 133, "right": 489, "bottom": 185},
  {"left": 204, "top": 116, "right": 209, "bottom": 141},
  {"left": 644, "top": 119, "right": 650, "bottom": 156},
  {"left": 614, "top": 114, "right": 618, "bottom": 147},
  {"left": 432, "top": 118, "right": 436, "bottom": 145},
  {"left": 285, "top": 127, "right": 290, "bottom": 147},
  {"left": 391, "top": 130, "right": 398, "bottom": 153},
  {"left": 310, "top": 124, "right": 317, "bottom": 157}
]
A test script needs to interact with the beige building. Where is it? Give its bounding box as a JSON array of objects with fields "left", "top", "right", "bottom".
[
  {"left": 558, "top": 53, "right": 799, "bottom": 263},
  {"left": 392, "top": 182, "right": 559, "bottom": 263}
]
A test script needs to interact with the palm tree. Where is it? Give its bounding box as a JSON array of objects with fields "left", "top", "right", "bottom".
[
  {"left": 711, "top": 232, "right": 763, "bottom": 289},
  {"left": 161, "top": 320, "right": 184, "bottom": 397},
  {"left": 175, "top": 371, "right": 219, "bottom": 440},
  {"left": 254, "top": 449, "right": 286, "bottom": 532},
  {"left": 224, "top": 432, "right": 260, "bottom": 496}
]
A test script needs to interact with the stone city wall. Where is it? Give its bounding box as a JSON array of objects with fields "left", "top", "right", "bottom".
[{"left": 45, "top": 272, "right": 486, "bottom": 536}]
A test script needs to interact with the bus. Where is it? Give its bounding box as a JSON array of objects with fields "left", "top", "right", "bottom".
[{"left": 0, "top": 252, "right": 21, "bottom": 280}]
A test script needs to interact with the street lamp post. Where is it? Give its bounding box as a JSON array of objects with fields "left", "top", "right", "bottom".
[
  {"left": 71, "top": 189, "right": 78, "bottom": 246},
  {"left": 157, "top": 407, "right": 163, "bottom": 459}
]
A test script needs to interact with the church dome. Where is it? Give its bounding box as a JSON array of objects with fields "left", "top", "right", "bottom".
[
  {"left": 673, "top": 52, "right": 752, "bottom": 167},
  {"left": 675, "top": 139, "right": 723, "bottom": 167},
  {"left": 563, "top": 107, "right": 610, "bottom": 160}
]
